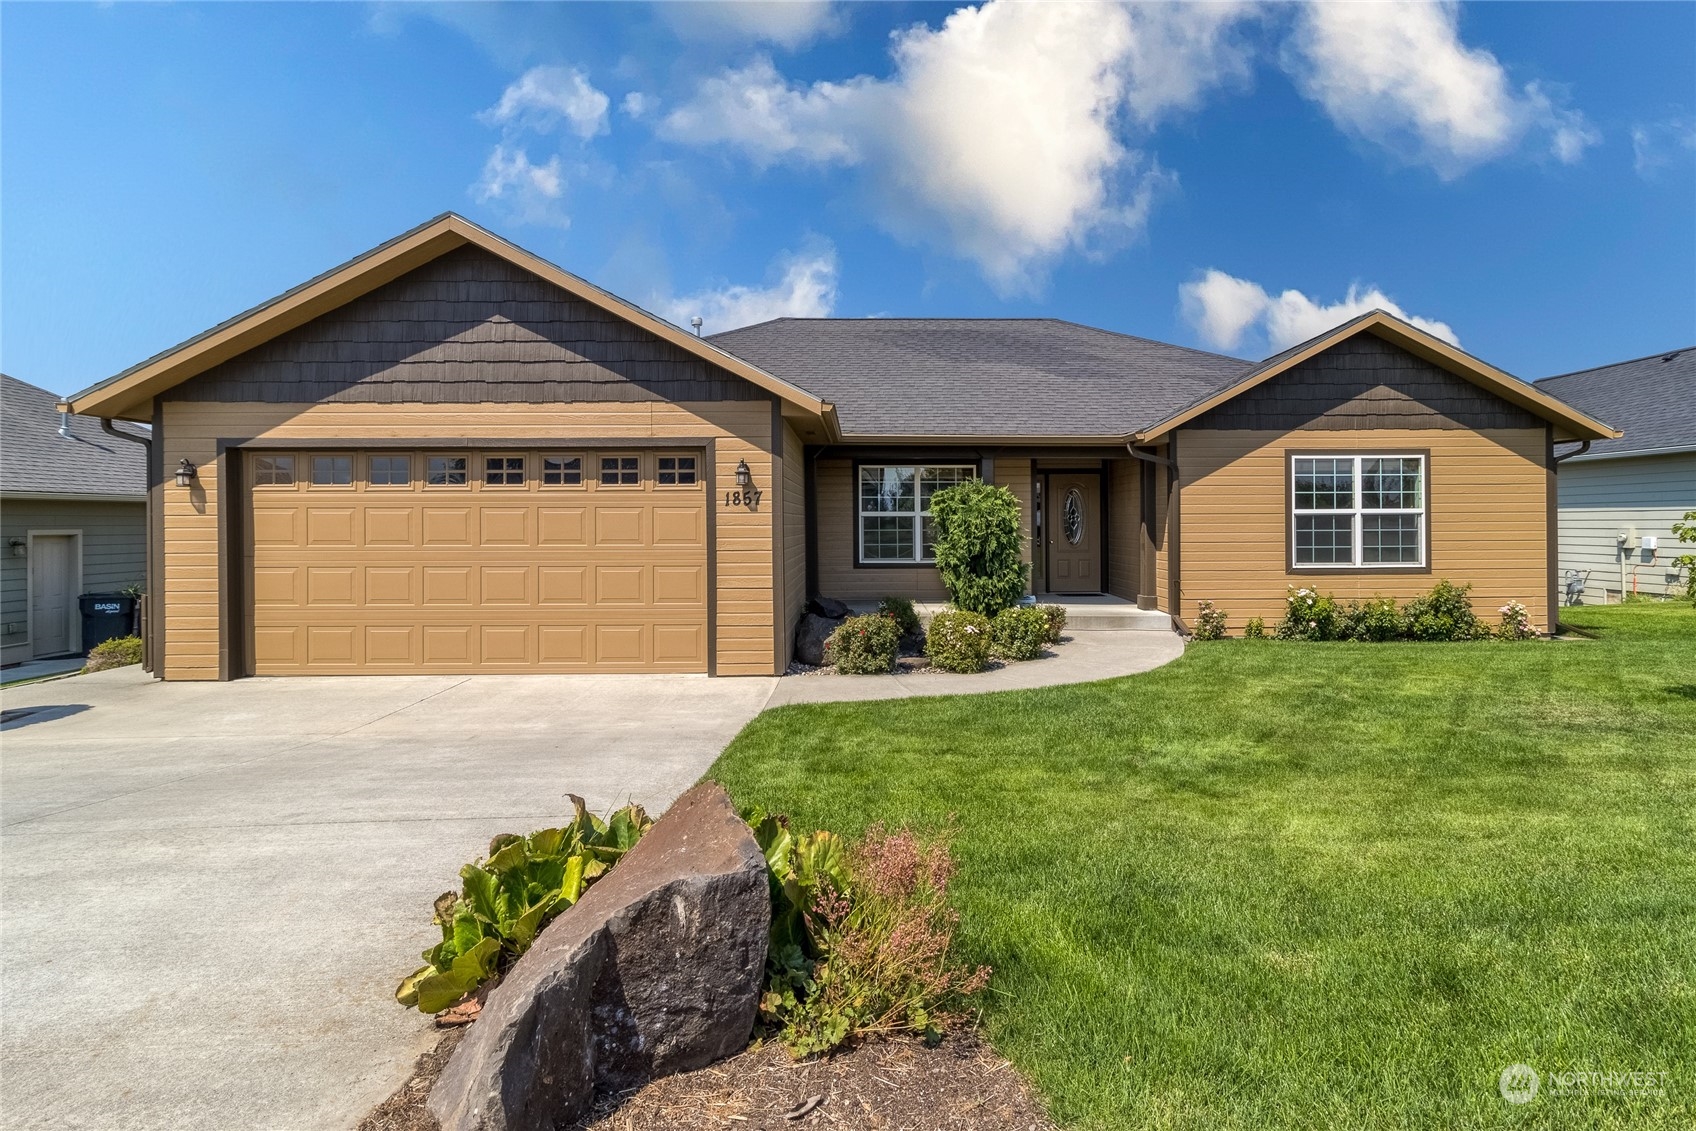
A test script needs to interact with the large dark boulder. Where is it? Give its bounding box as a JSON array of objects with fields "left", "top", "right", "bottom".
[
  {"left": 808, "top": 596, "right": 852, "bottom": 620},
  {"left": 428, "top": 783, "right": 770, "bottom": 1131},
  {"left": 793, "top": 613, "right": 842, "bottom": 667}
]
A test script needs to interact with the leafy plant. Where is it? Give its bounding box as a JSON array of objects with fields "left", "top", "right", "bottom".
[
  {"left": 1191, "top": 601, "right": 1228, "bottom": 640},
  {"left": 1341, "top": 597, "right": 1403, "bottom": 642},
  {"left": 925, "top": 610, "right": 993, "bottom": 673},
  {"left": 1672, "top": 510, "right": 1696, "bottom": 605},
  {"left": 991, "top": 606, "right": 1050, "bottom": 660},
  {"left": 1036, "top": 604, "right": 1067, "bottom": 644},
  {"left": 877, "top": 596, "right": 923, "bottom": 640},
  {"left": 84, "top": 635, "right": 143, "bottom": 672},
  {"left": 1243, "top": 617, "right": 1266, "bottom": 639},
  {"left": 396, "top": 796, "right": 653, "bottom": 1014},
  {"left": 1275, "top": 588, "right": 1343, "bottom": 641},
  {"left": 1403, "top": 580, "right": 1485, "bottom": 641},
  {"left": 1496, "top": 601, "right": 1537, "bottom": 640},
  {"left": 928, "top": 481, "right": 1030, "bottom": 618},
  {"left": 827, "top": 613, "right": 901, "bottom": 674}
]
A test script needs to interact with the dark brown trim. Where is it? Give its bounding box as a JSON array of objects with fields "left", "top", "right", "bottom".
[
  {"left": 1167, "top": 435, "right": 1181, "bottom": 615},
  {"left": 814, "top": 444, "right": 1129, "bottom": 463},
  {"left": 147, "top": 401, "right": 165, "bottom": 674},
  {"left": 215, "top": 441, "right": 245, "bottom": 681},
  {"left": 1039, "top": 469, "right": 1106, "bottom": 596},
  {"left": 850, "top": 457, "right": 980, "bottom": 570},
  {"left": 803, "top": 447, "right": 820, "bottom": 600},
  {"left": 1545, "top": 423, "right": 1558, "bottom": 634},
  {"left": 226, "top": 436, "right": 713, "bottom": 450},
  {"left": 1282, "top": 447, "right": 1434, "bottom": 577},
  {"left": 704, "top": 437, "right": 719, "bottom": 677},
  {"left": 770, "top": 398, "right": 786, "bottom": 671},
  {"left": 1137, "top": 456, "right": 1157, "bottom": 609}
]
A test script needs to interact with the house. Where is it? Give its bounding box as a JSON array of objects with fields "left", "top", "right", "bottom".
[
  {"left": 1534, "top": 348, "right": 1696, "bottom": 603},
  {"left": 59, "top": 214, "right": 1617, "bottom": 679},
  {"left": 2, "top": 373, "right": 148, "bottom": 665}
]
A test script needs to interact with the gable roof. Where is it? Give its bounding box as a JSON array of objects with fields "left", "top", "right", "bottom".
[
  {"left": 1132, "top": 310, "right": 1621, "bottom": 444},
  {"left": 708, "top": 318, "right": 1251, "bottom": 439},
  {"left": 62, "top": 214, "right": 836, "bottom": 431},
  {"left": 1533, "top": 346, "right": 1696, "bottom": 460},
  {"left": 2, "top": 373, "right": 147, "bottom": 499}
]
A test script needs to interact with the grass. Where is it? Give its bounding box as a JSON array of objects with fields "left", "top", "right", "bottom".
[{"left": 712, "top": 605, "right": 1696, "bottom": 1129}]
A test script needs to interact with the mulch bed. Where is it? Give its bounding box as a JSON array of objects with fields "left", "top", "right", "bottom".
[{"left": 359, "top": 1029, "right": 1055, "bottom": 1131}]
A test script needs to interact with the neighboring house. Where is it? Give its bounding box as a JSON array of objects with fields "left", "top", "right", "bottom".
[
  {"left": 1, "top": 373, "right": 148, "bottom": 665},
  {"left": 1534, "top": 348, "right": 1696, "bottom": 603},
  {"left": 60, "top": 214, "right": 1615, "bottom": 680}
]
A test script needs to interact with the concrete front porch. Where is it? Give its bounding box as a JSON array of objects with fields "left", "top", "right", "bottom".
[{"left": 852, "top": 593, "right": 1173, "bottom": 633}]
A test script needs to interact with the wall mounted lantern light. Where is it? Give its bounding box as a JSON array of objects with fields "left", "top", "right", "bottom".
[
  {"left": 8, "top": 539, "right": 25, "bottom": 558},
  {"left": 174, "top": 458, "right": 198, "bottom": 488},
  {"left": 734, "top": 459, "right": 752, "bottom": 491}
]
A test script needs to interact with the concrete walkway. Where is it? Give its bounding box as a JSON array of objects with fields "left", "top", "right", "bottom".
[
  {"left": 0, "top": 655, "right": 84, "bottom": 687},
  {"left": 765, "top": 629, "right": 1184, "bottom": 707}
]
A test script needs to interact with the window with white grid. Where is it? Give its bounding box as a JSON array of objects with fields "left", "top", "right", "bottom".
[{"left": 1291, "top": 454, "right": 1425, "bottom": 568}]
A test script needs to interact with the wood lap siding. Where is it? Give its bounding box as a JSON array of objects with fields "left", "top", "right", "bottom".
[
  {"left": 996, "top": 459, "right": 1035, "bottom": 573},
  {"left": 158, "top": 400, "right": 778, "bottom": 678},
  {"left": 813, "top": 459, "right": 948, "bottom": 602},
  {"left": 781, "top": 422, "right": 807, "bottom": 661},
  {"left": 1106, "top": 459, "right": 1140, "bottom": 601}
]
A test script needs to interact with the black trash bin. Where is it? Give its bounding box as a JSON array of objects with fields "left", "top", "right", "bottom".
[{"left": 79, "top": 593, "right": 136, "bottom": 653}]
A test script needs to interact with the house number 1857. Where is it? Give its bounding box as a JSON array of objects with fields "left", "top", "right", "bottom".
[{"left": 724, "top": 489, "right": 763, "bottom": 509}]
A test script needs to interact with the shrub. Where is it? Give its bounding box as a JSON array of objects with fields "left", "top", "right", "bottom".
[
  {"left": 1341, "top": 597, "right": 1403, "bottom": 642},
  {"left": 1243, "top": 617, "right": 1266, "bottom": 639},
  {"left": 1497, "top": 600, "right": 1538, "bottom": 640},
  {"left": 1036, "top": 604, "right": 1067, "bottom": 644},
  {"left": 84, "top": 635, "right": 142, "bottom": 672},
  {"left": 877, "top": 595, "right": 922, "bottom": 640},
  {"left": 925, "top": 610, "right": 993, "bottom": 673},
  {"left": 396, "top": 797, "right": 652, "bottom": 1014},
  {"left": 991, "top": 606, "right": 1050, "bottom": 660},
  {"left": 1403, "top": 580, "right": 1485, "bottom": 641},
  {"left": 828, "top": 614, "right": 902, "bottom": 674},
  {"left": 1673, "top": 510, "right": 1696, "bottom": 605},
  {"left": 1275, "top": 587, "right": 1342, "bottom": 641},
  {"left": 928, "top": 480, "right": 1030, "bottom": 618},
  {"left": 757, "top": 823, "right": 991, "bottom": 1057},
  {"left": 1191, "top": 601, "right": 1228, "bottom": 640}
]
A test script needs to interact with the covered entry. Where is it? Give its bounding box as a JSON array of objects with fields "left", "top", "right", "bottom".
[{"left": 244, "top": 447, "right": 709, "bottom": 674}]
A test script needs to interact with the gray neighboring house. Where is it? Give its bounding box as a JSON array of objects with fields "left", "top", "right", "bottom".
[
  {"left": 1535, "top": 348, "right": 1696, "bottom": 603},
  {"left": 1, "top": 373, "right": 149, "bottom": 664}
]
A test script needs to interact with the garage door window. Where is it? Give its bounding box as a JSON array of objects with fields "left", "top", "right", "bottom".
[
  {"left": 369, "top": 455, "right": 410, "bottom": 487},
  {"left": 311, "top": 456, "right": 353, "bottom": 486},
  {"left": 485, "top": 455, "right": 526, "bottom": 486},
  {"left": 600, "top": 456, "right": 640, "bottom": 486},
  {"left": 427, "top": 456, "right": 468, "bottom": 486},
  {"left": 254, "top": 455, "right": 295, "bottom": 486},
  {"left": 542, "top": 455, "right": 583, "bottom": 486},
  {"left": 657, "top": 455, "right": 697, "bottom": 486}
]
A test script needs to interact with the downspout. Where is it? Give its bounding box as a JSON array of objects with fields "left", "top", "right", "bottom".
[
  {"left": 1552, "top": 440, "right": 1591, "bottom": 465},
  {"left": 101, "top": 418, "right": 155, "bottom": 672},
  {"left": 1127, "top": 440, "right": 1180, "bottom": 623}
]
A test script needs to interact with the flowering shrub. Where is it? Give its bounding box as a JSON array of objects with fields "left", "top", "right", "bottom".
[
  {"left": 758, "top": 823, "right": 991, "bottom": 1057},
  {"left": 991, "top": 606, "right": 1050, "bottom": 660},
  {"left": 1342, "top": 597, "right": 1403, "bottom": 642},
  {"left": 877, "top": 595, "right": 923, "bottom": 640},
  {"left": 925, "top": 610, "right": 994, "bottom": 673},
  {"left": 1244, "top": 617, "right": 1266, "bottom": 639},
  {"left": 828, "top": 614, "right": 902, "bottom": 674},
  {"left": 1036, "top": 604, "right": 1068, "bottom": 644},
  {"left": 1497, "top": 601, "right": 1537, "bottom": 640},
  {"left": 1403, "top": 580, "right": 1486, "bottom": 641},
  {"left": 1275, "top": 587, "right": 1342, "bottom": 640},
  {"left": 1191, "top": 601, "right": 1228, "bottom": 640}
]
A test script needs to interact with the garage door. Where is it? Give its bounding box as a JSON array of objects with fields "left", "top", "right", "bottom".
[{"left": 245, "top": 448, "right": 709, "bottom": 674}]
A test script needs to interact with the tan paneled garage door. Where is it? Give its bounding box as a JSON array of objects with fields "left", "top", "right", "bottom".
[{"left": 245, "top": 448, "right": 708, "bottom": 674}]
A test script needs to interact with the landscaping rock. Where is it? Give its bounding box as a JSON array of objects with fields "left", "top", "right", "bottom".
[
  {"left": 427, "top": 783, "right": 770, "bottom": 1131},
  {"left": 794, "top": 613, "right": 842, "bottom": 667},
  {"left": 808, "top": 596, "right": 852, "bottom": 620}
]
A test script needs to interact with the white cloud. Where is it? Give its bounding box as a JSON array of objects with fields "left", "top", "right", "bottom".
[
  {"left": 662, "top": 1, "right": 844, "bottom": 50},
  {"left": 661, "top": 56, "right": 868, "bottom": 166},
  {"left": 1180, "top": 269, "right": 1460, "bottom": 354},
  {"left": 621, "top": 91, "right": 654, "bottom": 120},
  {"left": 481, "top": 65, "right": 610, "bottom": 139},
  {"left": 472, "top": 145, "right": 568, "bottom": 227},
  {"left": 1631, "top": 118, "right": 1696, "bottom": 178},
  {"left": 655, "top": 245, "right": 839, "bottom": 333},
  {"left": 1286, "top": 1, "right": 1597, "bottom": 177}
]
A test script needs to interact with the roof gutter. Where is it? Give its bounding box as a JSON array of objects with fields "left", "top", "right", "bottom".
[
  {"left": 101, "top": 417, "right": 151, "bottom": 456},
  {"left": 1126, "top": 440, "right": 1177, "bottom": 479},
  {"left": 1552, "top": 439, "right": 1591, "bottom": 465}
]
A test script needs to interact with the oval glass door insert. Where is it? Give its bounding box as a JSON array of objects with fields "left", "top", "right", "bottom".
[{"left": 1063, "top": 488, "right": 1084, "bottom": 545}]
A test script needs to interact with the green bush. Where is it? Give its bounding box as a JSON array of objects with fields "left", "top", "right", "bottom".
[
  {"left": 928, "top": 481, "right": 1030, "bottom": 618},
  {"left": 84, "top": 635, "right": 143, "bottom": 672},
  {"left": 1672, "top": 510, "right": 1696, "bottom": 606},
  {"left": 925, "top": 609, "right": 993, "bottom": 673},
  {"left": 1191, "top": 601, "right": 1228, "bottom": 640},
  {"left": 1243, "top": 617, "right": 1266, "bottom": 639},
  {"left": 1403, "top": 580, "right": 1485, "bottom": 641},
  {"left": 991, "top": 606, "right": 1050, "bottom": 660},
  {"left": 1342, "top": 597, "right": 1403, "bottom": 642},
  {"left": 1496, "top": 600, "right": 1538, "bottom": 640},
  {"left": 828, "top": 614, "right": 902, "bottom": 674},
  {"left": 396, "top": 797, "right": 652, "bottom": 1014},
  {"left": 877, "top": 596, "right": 922, "bottom": 640},
  {"left": 1275, "top": 587, "right": 1343, "bottom": 640},
  {"left": 1036, "top": 604, "right": 1067, "bottom": 643}
]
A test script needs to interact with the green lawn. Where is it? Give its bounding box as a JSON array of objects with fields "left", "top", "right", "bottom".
[{"left": 711, "top": 604, "right": 1696, "bottom": 1129}]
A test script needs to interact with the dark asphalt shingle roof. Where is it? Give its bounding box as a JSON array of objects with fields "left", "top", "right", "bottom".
[
  {"left": 1, "top": 373, "right": 148, "bottom": 497},
  {"left": 707, "top": 318, "right": 1251, "bottom": 437},
  {"left": 1534, "top": 347, "right": 1696, "bottom": 459}
]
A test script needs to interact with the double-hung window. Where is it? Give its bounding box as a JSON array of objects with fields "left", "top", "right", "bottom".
[
  {"left": 857, "top": 465, "right": 976, "bottom": 564},
  {"left": 1291, "top": 454, "right": 1426, "bottom": 568}
]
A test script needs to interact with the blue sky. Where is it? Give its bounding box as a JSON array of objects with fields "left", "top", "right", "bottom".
[{"left": 3, "top": 1, "right": 1693, "bottom": 398}]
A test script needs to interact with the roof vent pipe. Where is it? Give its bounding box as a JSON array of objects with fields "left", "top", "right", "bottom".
[
  {"left": 690, "top": 316, "right": 703, "bottom": 337},
  {"left": 57, "top": 410, "right": 73, "bottom": 440}
]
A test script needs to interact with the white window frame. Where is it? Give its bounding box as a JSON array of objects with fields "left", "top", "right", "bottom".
[
  {"left": 1290, "top": 453, "right": 1426, "bottom": 570},
  {"left": 856, "top": 464, "right": 977, "bottom": 565}
]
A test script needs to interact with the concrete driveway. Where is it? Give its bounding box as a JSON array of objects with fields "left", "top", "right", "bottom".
[{"left": 0, "top": 667, "right": 776, "bottom": 1131}]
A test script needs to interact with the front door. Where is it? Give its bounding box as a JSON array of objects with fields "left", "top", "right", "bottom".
[
  {"left": 1044, "top": 473, "right": 1102, "bottom": 594},
  {"left": 30, "top": 534, "right": 78, "bottom": 657}
]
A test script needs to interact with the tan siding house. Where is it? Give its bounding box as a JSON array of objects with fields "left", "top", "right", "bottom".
[{"left": 62, "top": 215, "right": 1618, "bottom": 679}]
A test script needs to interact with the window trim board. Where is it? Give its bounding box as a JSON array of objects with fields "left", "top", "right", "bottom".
[
  {"left": 851, "top": 459, "right": 980, "bottom": 568},
  {"left": 1284, "top": 448, "right": 1433, "bottom": 575}
]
